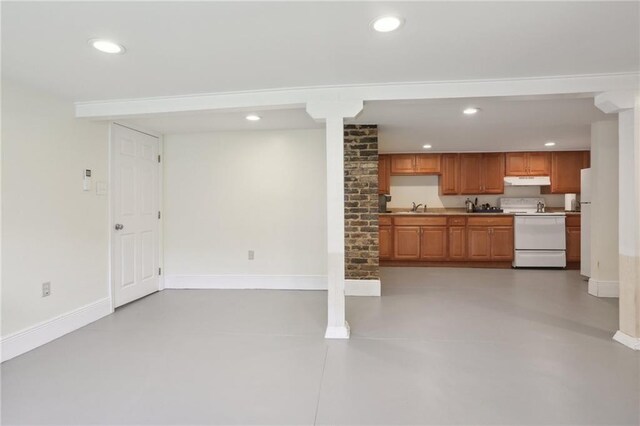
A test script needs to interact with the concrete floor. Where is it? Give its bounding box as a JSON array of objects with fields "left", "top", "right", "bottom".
[{"left": 2, "top": 268, "right": 639, "bottom": 425}]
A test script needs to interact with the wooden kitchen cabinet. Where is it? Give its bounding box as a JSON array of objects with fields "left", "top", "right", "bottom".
[
  {"left": 460, "top": 154, "right": 483, "bottom": 194},
  {"left": 482, "top": 153, "right": 506, "bottom": 193},
  {"left": 415, "top": 154, "right": 441, "bottom": 174},
  {"left": 440, "top": 154, "right": 460, "bottom": 195},
  {"left": 448, "top": 226, "right": 466, "bottom": 260},
  {"left": 420, "top": 226, "right": 448, "bottom": 260},
  {"left": 381, "top": 215, "right": 513, "bottom": 265},
  {"left": 566, "top": 215, "right": 581, "bottom": 262},
  {"left": 528, "top": 152, "right": 552, "bottom": 175},
  {"left": 379, "top": 225, "right": 393, "bottom": 260},
  {"left": 378, "top": 154, "right": 391, "bottom": 195},
  {"left": 466, "top": 216, "right": 514, "bottom": 261},
  {"left": 393, "top": 226, "right": 421, "bottom": 260},
  {"left": 549, "top": 151, "right": 589, "bottom": 194},
  {"left": 505, "top": 152, "right": 550, "bottom": 176},
  {"left": 390, "top": 155, "right": 416, "bottom": 175},
  {"left": 467, "top": 227, "right": 492, "bottom": 260},
  {"left": 390, "top": 154, "right": 441, "bottom": 175},
  {"left": 491, "top": 227, "right": 515, "bottom": 260},
  {"left": 460, "top": 153, "right": 505, "bottom": 194}
]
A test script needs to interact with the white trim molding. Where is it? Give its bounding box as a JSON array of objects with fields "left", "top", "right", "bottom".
[
  {"left": 165, "top": 274, "right": 327, "bottom": 290},
  {"left": 587, "top": 279, "right": 620, "bottom": 298},
  {"left": 1, "top": 297, "right": 112, "bottom": 362},
  {"left": 613, "top": 330, "right": 640, "bottom": 350},
  {"left": 325, "top": 322, "right": 350, "bottom": 339},
  {"left": 345, "top": 279, "right": 381, "bottom": 296},
  {"left": 164, "top": 274, "right": 381, "bottom": 296},
  {"left": 76, "top": 72, "right": 640, "bottom": 119}
]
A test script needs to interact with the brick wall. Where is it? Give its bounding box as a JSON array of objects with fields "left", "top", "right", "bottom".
[{"left": 344, "top": 124, "right": 379, "bottom": 280}]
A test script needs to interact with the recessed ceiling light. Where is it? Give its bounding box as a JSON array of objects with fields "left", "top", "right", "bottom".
[
  {"left": 422, "top": 144, "right": 432, "bottom": 149},
  {"left": 89, "top": 39, "right": 125, "bottom": 54},
  {"left": 463, "top": 107, "right": 480, "bottom": 115},
  {"left": 545, "top": 141, "right": 556, "bottom": 147},
  {"left": 372, "top": 16, "right": 404, "bottom": 32},
  {"left": 246, "top": 114, "right": 261, "bottom": 121}
]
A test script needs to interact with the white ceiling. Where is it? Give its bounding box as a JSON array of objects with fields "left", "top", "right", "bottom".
[
  {"left": 123, "top": 95, "right": 612, "bottom": 152},
  {"left": 124, "top": 108, "right": 321, "bottom": 135},
  {"left": 358, "top": 96, "right": 612, "bottom": 152},
  {"left": 2, "top": 1, "right": 638, "bottom": 102}
]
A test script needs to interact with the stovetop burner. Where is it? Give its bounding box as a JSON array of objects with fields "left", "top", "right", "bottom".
[{"left": 472, "top": 206, "right": 503, "bottom": 213}]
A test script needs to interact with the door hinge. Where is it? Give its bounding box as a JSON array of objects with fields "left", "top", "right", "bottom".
[
  {"left": 158, "top": 211, "right": 161, "bottom": 219},
  {"left": 158, "top": 267, "right": 162, "bottom": 276},
  {"left": 158, "top": 154, "right": 161, "bottom": 163}
]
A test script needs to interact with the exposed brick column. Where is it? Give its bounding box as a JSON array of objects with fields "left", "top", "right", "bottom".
[{"left": 344, "top": 124, "right": 379, "bottom": 280}]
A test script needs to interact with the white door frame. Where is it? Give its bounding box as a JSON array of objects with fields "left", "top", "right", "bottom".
[{"left": 108, "top": 122, "right": 164, "bottom": 311}]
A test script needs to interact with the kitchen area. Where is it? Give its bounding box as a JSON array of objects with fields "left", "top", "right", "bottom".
[{"left": 378, "top": 151, "right": 590, "bottom": 272}]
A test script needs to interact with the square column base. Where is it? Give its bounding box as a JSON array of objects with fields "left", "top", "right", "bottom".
[
  {"left": 588, "top": 279, "right": 620, "bottom": 297},
  {"left": 613, "top": 330, "right": 640, "bottom": 350},
  {"left": 325, "top": 321, "right": 350, "bottom": 339}
]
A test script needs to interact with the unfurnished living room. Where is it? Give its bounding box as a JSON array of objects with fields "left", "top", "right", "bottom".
[{"left": 1, "top": 1, "right": 640, "bottom": 425}]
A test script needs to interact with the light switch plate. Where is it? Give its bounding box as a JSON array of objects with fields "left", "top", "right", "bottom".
[{"left": 96, "top": 181, "right": 107, "bottom": 196}]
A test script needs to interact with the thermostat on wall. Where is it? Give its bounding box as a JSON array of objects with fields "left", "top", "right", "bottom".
[{"left": 83, "top": 169, "right": 92, "bottom": 191}]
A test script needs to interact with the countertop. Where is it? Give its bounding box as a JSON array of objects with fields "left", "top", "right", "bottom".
[{"left": 380, "top": 208, "right": 581, "bottom": 216}]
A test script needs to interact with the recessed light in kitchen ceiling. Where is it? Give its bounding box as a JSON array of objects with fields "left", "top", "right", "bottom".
[
  {"left": 545, "top": 141, "right": 556, "bottom": 147},
  {"left": 372, "top": 16, "right": 404, "bottom": 32},
  {"left": 422, "top": 144, "right": 432, "bottom": 149},
  {"left": 245, "top": 114, "right": 261, "bottom": 121},
  {"left": 463, "top": 107, "right": 479, "bottom": 115},
  {"left": 89, "top": 39, "right": 125, "bottom": 54}
]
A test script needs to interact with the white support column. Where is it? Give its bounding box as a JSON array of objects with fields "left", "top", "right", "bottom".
[
  {"left": 588, "top": 121, "right": 619, "bottom": 297},
  {"left": 307, "top": 100, "right": 364, "bottom": 339},
  {"left": 595, "top": 90, "right": 640, "bottom": 350}
]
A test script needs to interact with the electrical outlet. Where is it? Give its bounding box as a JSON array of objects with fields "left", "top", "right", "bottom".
[
  {"left": 248, "top": 250, "right": 255, "bottom": 260},
  {"left": 42, "top": 282, "right": 51, "bottom": 297}
]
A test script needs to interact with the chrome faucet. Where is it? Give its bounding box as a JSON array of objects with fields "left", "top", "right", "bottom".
[{"left": 411, "top": 202, "right": 424, "bottom": 212}]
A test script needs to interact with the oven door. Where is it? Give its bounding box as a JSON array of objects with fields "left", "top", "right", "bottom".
[{"left": 515, "top": 215, "right": 566, "bottom": 250}]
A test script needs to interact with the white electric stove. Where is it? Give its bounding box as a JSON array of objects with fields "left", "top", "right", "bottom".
[{"left": 499, "top": 198, "right": 566, "bottom": 268}]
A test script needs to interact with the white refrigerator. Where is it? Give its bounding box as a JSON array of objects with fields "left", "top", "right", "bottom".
[{"left": 580, "top": 168, "right": 591, "bottom": 278}]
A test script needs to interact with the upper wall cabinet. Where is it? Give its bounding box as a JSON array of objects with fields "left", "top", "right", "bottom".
[
  {"left": 548, "top": 151, "right": 590, "bottom": 194},
  {"left": 505, "top": 152, "right": 551, "bottom": 176},
  {"left": 378, "top": 155, "right": 391, "bottom": 195},
  {"left": 390, "top": 154, "right": 441, "bottom": 175},
  {"left": 440, "top": 154, "right": 460, "bottom": 195},
  {"left": 459, "top": 153, "right": 505, "bottom": 194}
]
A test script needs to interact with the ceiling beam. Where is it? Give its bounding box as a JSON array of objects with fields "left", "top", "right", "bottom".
[{"left": 75, "top": 72, "right": 639, "bottom": 120}]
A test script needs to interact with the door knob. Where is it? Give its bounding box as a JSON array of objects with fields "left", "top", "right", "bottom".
[{"left": 115, "top": 224, "right": 124, "bottom": 230}]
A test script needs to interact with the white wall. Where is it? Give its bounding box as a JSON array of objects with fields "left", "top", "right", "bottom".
[
  {"left": 163, "top": 129, "right": 327, "bottom": 280},
  {"left": 589, "top": 121, "right": 619, "bottom": 293},
  {"left": 1, "top": 79, "right": 109, "bottom": 336},
  {"left": 387, "top": 175, "right": 566, "bottom": 209}
]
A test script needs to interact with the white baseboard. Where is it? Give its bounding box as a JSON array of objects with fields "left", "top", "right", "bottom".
[
  {"left": 165, "top": 275, "right": 381, "bottom": 297},
  {"left": 588, "top": 279, "right": 619, "bottom": 298},
  {"left": 345, "top": 279, "right": 381, "bottom": 296},
  {"left": 613, "top": 330, "right": 640, "bottom": 350},
  {"left": 1, "top": 297, "right": 112, "bottom": 362},
  {"left": 325, "top": 321, "right": 350, "bottom": 339},
  {"left": 165, "top": 274, "right": 327, "bottom": 290}
]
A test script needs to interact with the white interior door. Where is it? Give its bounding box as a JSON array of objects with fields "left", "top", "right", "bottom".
[{"left": 112, "top": 124, "right": 160, "bottom": 307}]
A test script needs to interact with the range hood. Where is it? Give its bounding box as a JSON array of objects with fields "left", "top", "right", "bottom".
[{"left": 504, "top": 176, "right": 551, "bottom": 186}]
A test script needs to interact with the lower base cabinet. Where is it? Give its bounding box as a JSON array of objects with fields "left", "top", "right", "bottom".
[
  {"left": 393, "top": 226, "right": 421, "bottom": 260},
  {"left": 448, "top": 226, "right": 466, "bottom": 260},
  {"left": 467, "top": 226, "right": 492, "bottom": 260},
  {"left": 491, "top": 227, "right": 515, "bottom": 260},
  {"left": 420, "top": 226, "right": 448, "bottom": 260},
  {"left": 379, "top": 225, "right": 393, "bottom": 260},
  {"left": 566, "top": 215, "right": 581, "bottom": 262},
  {"left": 382, "top": 215, "right": 514, "bottom": 263}
]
